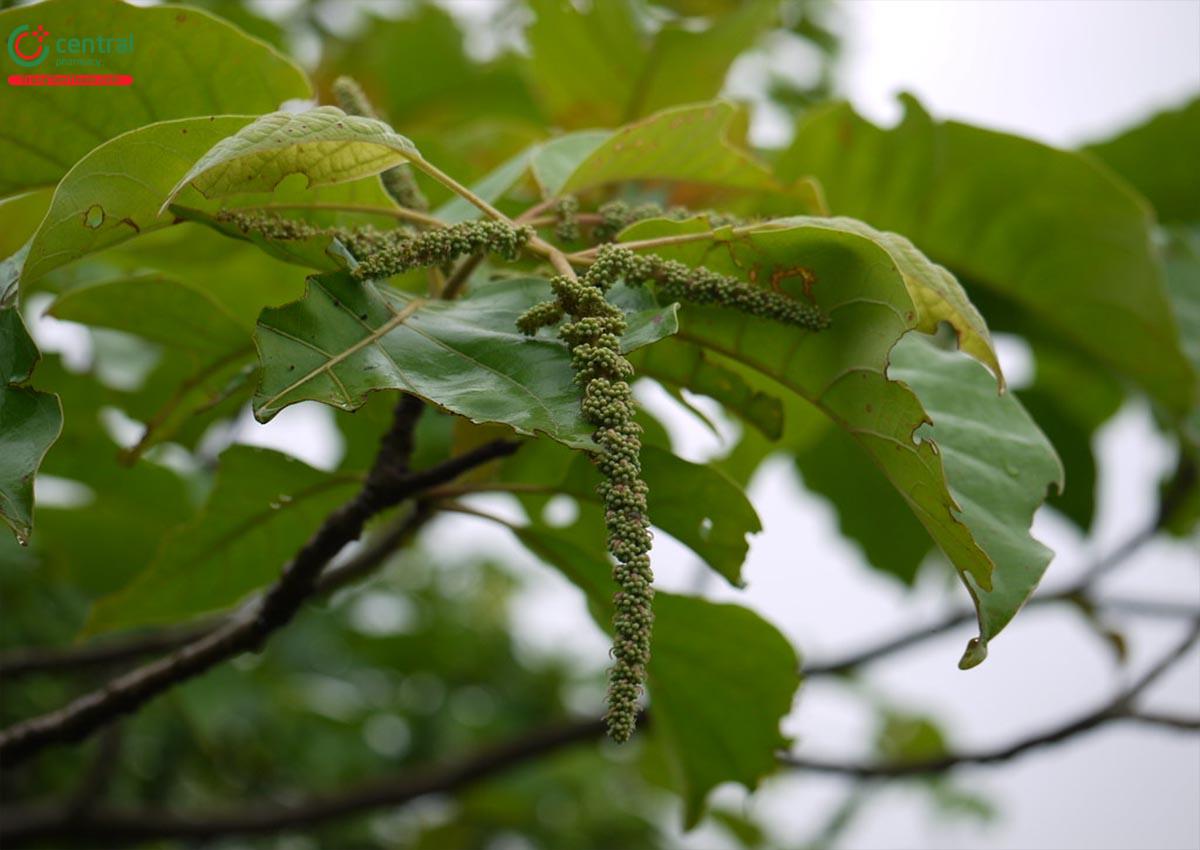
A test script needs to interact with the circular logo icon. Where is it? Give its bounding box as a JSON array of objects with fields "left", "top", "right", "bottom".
[{"left": 8, "top": 25, "right": 49, "bottom": 68}]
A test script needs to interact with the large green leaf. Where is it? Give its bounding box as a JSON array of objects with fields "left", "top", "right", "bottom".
[
  {"left": 507, "top": 520, "right": 797, "bottom": 827},
  {"left": 632, "top": 0, "right": 778, "bottom": 118},
  {"left": 18, "top": 113, "right": 404, "bottom": 287},
  {"left": 559, "top": 102, "right": 822, "bottom": 212},
  {"left": 779, "top": 97, "right": 1195, "bottom": 415},
  {"left": 87, "top": 447, "right": 361, "bottom": 634},
  {"left": 0, "top": 0, "right": 310, "bottom": 198},
  {"left": 254, "top": 275, "right": 679, "bottom": 449},
  {"left": 20, "top": 116, "right": 254, "bottom": 284},
  {"left": 1084, "top": 97, "right": 1200, "bottom": 224},
  {"left": 163, "top": 108, "right": 419, "bottom": 209},
  {"left": 617, "top": 217, "right": 1058, "bottom": 662},
  {"left": 524, "top": 0, "right": 645, "bottom": 128},
  {"left": 32, "top": 357, "right": 192, "bottom": 596},
  {"left": 48, "top": 274, "right": 246, "bottom": 356},
  {"left": 0, "top": 307, "right": 62, "bottom": 544},
  {"left": 648, "top": 594, "right": 795, "bottom": 827},
  {"left": 889, "top": 335, "right": 1063, "bottom": 663},
  {"left": 523, "top": 0, "right": 778, "bottom": 130},
  {"left": 47, "top": 275, "right": 254, "bottom": 460}
]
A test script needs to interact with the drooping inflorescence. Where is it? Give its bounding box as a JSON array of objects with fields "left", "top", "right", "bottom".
[
  {"left": 624, "top": 250, "right": 830, "bottom": 331},
  {"left": 515, "top": 244, "right": 830, "bottom": 741},
  {"left": 351, "top": 221, "right": 535, "bottom": 280},
  {"left": 516, "top": 248, "right": 653, "bottom": 743},
  {"left": 215, "top": 209, "right": 392, "bottom": 260},
  {"left": 331, "top": 76, "right": 429, "bottom": 213}
]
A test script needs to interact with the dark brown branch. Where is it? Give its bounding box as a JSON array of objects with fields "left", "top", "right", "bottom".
[
  {"left": 784, "top": 617, "right": 1200, "bottom": 778},
  {"left": 6, "top": 618, "right": 1200, "bottom": 850},
  {"left": 0, "top": 509, "right": 433, "bottom": 683},
  {"left": 0, "top": 396, "right": 518, "bottom": 767},
  {"left": 0, "top": 716, "right": 609, "bottom": 846}
]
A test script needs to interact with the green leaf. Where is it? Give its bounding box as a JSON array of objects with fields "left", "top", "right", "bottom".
[
  {"left": 21, "top": 116, "right": 255, "bottom": 284},
  {"left": 633, "top": 0, "right": 777, "bottom": 118},
  {"left": 32, "top": 357, "right": 192, "bottom": 595},
  {"left": 524, "top": 0, "right": 645, "bottom": 128},
  {"left": 0, "top": 307, "right": 62, "bottom": 544},
  {"left": 889, "top": 335, "right": 1063, "bottom": 664},
  {"left": 1017, "top": 343, "right": 1123, "bottom": 530},
  {"left": 523, "top": 0, "right": 777, "bottom": 130},
  {"left": 630, "top": 337, "right": 784, "bottom": 440},
  {"left": 507, "top": 520, "right": 797, "bottom": 827},
  {"left": 649, "top": 594, "right": 795, "bottom": 827},
  {"left": 502, "top": 440, "right": 760, "bottom": 585},
  {"left": 794, "top": 423, "right": 932, "bottom": 584},
  {"left": 620, "top": 217, "right": 1058, "bottom": 662},
  {"left": 0, "top": 189, "right": 52, "bottom": 261},
  {"left": 253, "top": 274, "right": 678, "bottom": 449},
  {"left": 163, "top": 108, "right": 419, "bottom": 209},
  {"left": 1084, "top": 97, "right": 1200, "bottom": 224},
  {"left": 560, "top": 102, "right": 823, "bottom": 212},
  {"left": 780, "top": 97, "right": 1195, "bottom": 415},
  {"left": 0, "top": 0, "right": 310, "bottom": 198},
  {"left": 47, "top": 274, "right": 254, "bottom": 461},
  {"left": 48, "top": 274, "right": 246, "bottom": 356},
  {"left": 87, "top": 447, "right": 361, "bottom": 635},
  {"left": 530, "top": 131, "right": 612, "bottom": 198}
]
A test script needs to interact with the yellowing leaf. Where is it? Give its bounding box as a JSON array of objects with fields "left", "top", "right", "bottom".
[{"left": 163, "top": 108, "right": 419, "bottom": 210}]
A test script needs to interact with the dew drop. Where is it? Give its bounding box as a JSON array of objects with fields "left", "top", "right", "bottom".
[{"left": 84, "top": 205, "right": 105, "bottom": 229}]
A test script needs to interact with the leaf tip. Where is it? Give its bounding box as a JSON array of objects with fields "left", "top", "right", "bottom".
[{"left": 958, "top": 637, "right": 988, "bottom": 669}]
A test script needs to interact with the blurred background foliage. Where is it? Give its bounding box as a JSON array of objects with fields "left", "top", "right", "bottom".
[{"left": 0, "top": 1, "right": 1196, "bottom": 848}]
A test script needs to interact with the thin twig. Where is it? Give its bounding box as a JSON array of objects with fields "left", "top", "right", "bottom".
[{"left": 783, "top": 617, "right": 1200, "bottom": 778}]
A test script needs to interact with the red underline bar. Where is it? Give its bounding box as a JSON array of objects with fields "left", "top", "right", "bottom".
[{"left": 7, "top": 74, "right": 134, "bottom": 86}]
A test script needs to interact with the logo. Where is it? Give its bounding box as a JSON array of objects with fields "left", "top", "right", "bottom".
[
  {"left": 6, "top": 23, "right": 135, "bottom": 87},
  {"left": 7, "top": 24, "right": 49, "bottom": 68}
]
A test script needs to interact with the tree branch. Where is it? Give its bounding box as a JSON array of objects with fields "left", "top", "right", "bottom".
[
  {"left": 0, "top": 397, "right": 519, "bottom": 767},
  {"left": 0, "top": 716, "right": 610, "bottom": 846},
  {"left": 5, "top": 615, "right": 1199, "bottom": 850},
  {"left": 783, "top": 617, "right": 1200, "bottom": 778},
  {"left": 803, "top": 522, "right": 1169, "bottom": 676}
]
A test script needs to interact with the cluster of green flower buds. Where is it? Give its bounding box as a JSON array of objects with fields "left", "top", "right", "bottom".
[
  {"left": 215, "top": 209, "right": 391, "bottom": 259},
  {"left": 331, "top": 76, "right": 429, "bottom": 212},
  {"left": 554, "top": 195, "right": 581, "bottom": 243},
  {"left": 516, "top": 250, "right": 654, "bottom": 743},
  {"left": 352, "top": 221, "right": 535, "bottom": 280},
  {"left": 593, "top": 200, "right": 747, "bottom": 242},
  {"left": 630, "top": 252, "right": 830, "bottom": 331}
]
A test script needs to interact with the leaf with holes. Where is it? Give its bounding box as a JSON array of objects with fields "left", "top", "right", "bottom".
[
  {"left": 0, "top": 0, "right": 310, "bottom": 199},
  {"left": 617, "top": 216, "right": 1058, "bottom": 663}
]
